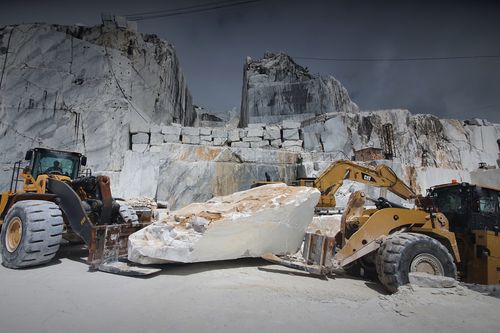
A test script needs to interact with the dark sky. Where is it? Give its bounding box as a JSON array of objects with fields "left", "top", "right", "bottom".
[{"left": 1, "top": 0, "right": 499, "bottom": 122}]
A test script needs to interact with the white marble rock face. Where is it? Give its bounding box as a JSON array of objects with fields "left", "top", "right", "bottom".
[
  {"left": 0, "top": 22, "right": 194, "bottom": 191},
  {"left": 240, "top": 52, "right": 359, "bottom": 126},
  {"left": 128, "top": 184, "right": 320, "bottom": 264},
  {"left": 1, "top": 21, "right": 498, "bottom": 210}
]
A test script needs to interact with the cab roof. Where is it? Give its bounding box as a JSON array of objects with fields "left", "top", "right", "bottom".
[
  {"left": 32, "top": 147, "right": 82, "bottom": 157},
  {"left": 430, "top": 182, "right": 500, "bottom": 193}
]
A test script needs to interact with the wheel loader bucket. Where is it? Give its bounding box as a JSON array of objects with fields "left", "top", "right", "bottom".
[
  {"left": 261, "top": 232, "right": 337, "bottom": 276},
  {"left": 88, "top": 222, "right": 161, "bottom": 276}
]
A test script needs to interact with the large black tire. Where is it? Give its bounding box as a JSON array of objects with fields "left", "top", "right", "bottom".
[
  {"left": 375, "top": 232, "right": 457, "bottom": 293},
  {"left": 117, "top": 201, "right": 139, "bottom": 224},
  {"left": 1, "top": 200, "right": 64, "bottom": 268}
]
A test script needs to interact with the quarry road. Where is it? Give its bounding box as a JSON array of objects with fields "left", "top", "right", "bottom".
[{"left": 0, "top": 245, "right": 499, "bottom": 333}]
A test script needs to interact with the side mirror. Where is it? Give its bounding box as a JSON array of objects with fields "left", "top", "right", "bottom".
[
  {"left": 25, "top": 150, "right": 33, "bottom": 161},
  {"left": 81, "top": 155, "right": 87, "bottom": 166}
]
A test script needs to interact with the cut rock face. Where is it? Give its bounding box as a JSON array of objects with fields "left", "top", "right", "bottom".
[{"left": 128, "top": 184, "right": 320, "bottom": 264}]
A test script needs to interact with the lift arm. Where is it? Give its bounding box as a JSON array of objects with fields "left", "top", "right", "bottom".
[{"left": 313, "top": 160, "right": 416, "bottom": 208}]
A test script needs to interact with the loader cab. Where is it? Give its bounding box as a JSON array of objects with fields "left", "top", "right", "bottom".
[
  {"left": 470, "top": 186, "right": 500, "bottom": 232},
  {"left": 429, "top": 183, "right": 500, "bottom": 233},
  {"left": 25, "top": 148, "right": 87, "bottom": 180}
]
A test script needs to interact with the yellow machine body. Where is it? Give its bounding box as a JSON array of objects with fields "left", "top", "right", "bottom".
[
  {"left": 262, "top": 160, "right": 500, "bottom": 288},
  {"left": 0, "top": 148, "right": 156, "bottom": 275}
]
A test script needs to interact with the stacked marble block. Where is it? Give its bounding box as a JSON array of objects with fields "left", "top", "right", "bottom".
[{"left": 129, "top": 120, "right": 303, "bottom": 152}]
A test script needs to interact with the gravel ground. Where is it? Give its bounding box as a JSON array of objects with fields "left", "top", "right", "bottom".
[{"left": 0, "top": 244, "right": 499, "bottom": 333}]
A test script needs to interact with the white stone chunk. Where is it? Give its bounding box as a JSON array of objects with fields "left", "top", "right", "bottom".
[
  {"left": 282, "top": 129, "right": 300, "bottom": 140},
  {"left": 243, "top": 136, "right": 264, "bottom": 142},
  {"left": 247, "top": 128, "right": 264, "bottom": 137},
  {"left": 162, "top": 126, "right": 182, "bottom": 136},
  {"left": 149, "top": 145, "right": 162, "bottom": 153},
  {"left": 164, "top": 134, "right": 181, "bottom": 143},
  {"left": 247, "top": 123, "right": 266, "bottom": 129},
  {"left": 282, "top": 120, "right": 301, "bottom": 129},
  {"left": 212, "top": 128, "right": 228, "bottom": 138},
  {"left": 409, "top": 272, "right": 458, "bottom": 288},
  {"left": 199, "top": 128, "right": 212, "bottom": 136},
  {"left": 150, "top": 133, "right": 164, "bottom": 145},
  {"left": 307, "top": 215, "right": 341, "bottom": 237},
  {"left": 200, "top": 139, "right": 213, "bottom": 146},
  {"left": 132, "top": 144, "right": 149, "bottom": 152},
  {"left": 182, "top": 135, "right": 200, "bottom": 144},
  {"left": 264, "top": 126, "right": 281, "bottom": 140},
  {"left": 182, "top": 127, "right": 200, "bottom": 136},
  {"left": 270, "top": 139, "right": 282, "bottom": 148},
  {"left": 213, "top": 137, "right": 227, "bottom": 146},
  {"left": 250, "top": 141, "right": 270, "bottom": 148},
  {"left": 228, "top": 129, "right": 240, "bottom": 142},
  {"left": 282, "top": 140, "right": 303, "bottom": 147},
  {"left": 231, "top": 141, "right": 250, "bottom": 148},
  {"left": 128, "top": 184, "right": 320, "bottom": 264},
  {"left": 132, "top": 133, "right": 149, "bottom": 144}
]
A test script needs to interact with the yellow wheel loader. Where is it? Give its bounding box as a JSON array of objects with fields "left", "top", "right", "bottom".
[
  {"left": 264, "top": 160, "right": 500, "bottom": 292},
  {"left": 0, "top": 148, "right": 159, "bottom": 275}
]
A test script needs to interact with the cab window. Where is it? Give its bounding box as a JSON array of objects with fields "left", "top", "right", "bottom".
[
  {"left": 432, "top": 187, "right": 463, "bottom": 214},
  {"left": 474, "top": 189, "right": 498, "bottom": 215},
  {"left": 39, "top": 156, "right": 75, "bottom": 177}
]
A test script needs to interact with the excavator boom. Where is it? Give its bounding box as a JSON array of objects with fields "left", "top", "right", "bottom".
[{"left": 312, "top": 160, "right": 416, "bottom": 208}]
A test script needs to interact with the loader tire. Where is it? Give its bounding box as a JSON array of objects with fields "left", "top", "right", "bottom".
[
  {"left": 1, "top": 200, "right": 64, "bottom": 268},
  {"left": 375, "top": 232, "right": 457, "bottom": 293},
  {"left": 117, "top": 201, "right": 139, "bottom": 224}
]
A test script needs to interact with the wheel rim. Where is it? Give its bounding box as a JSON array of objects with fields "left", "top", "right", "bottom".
[
  {"left": 6, "top": 217, "right": 22, "bottom": 253},
  {"left": 410, "top": 253, "right": 444, "bottom": 275}
]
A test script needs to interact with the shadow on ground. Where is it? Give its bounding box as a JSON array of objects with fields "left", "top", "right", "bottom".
[
  {"left": 57, "top": 244, "right": 274, "bottom": 277},
  {"left": 155, "top": 257, "right": 272, "bottom": 277},
  {"left": 52, "top": 244, "right": 389, "bottom": 295},
  {"left": 57, "top": 243, "right": 88, "bottom": 265},
  {"left": 462, "top": 283, "right": 500, "bottom": 299}
]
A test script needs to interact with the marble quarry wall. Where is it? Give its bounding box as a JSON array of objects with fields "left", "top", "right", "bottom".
[
  {"left": 1, "top": 21, "right": 499, "bottom": 210},
  {"left": 240, "top": 52, "right": 359, "bottom": 127},
  {"left": 301, "top": 110, "right": 500, "bottom": 170},
  {"left": 129, "top": 120, "right": 304, "bottom": 153},
  {"left": 0, "top": 19, "right": 193, "bottom": 191},
  {"left": 120, "top": 112, "right": 498, "bottom": 208}
]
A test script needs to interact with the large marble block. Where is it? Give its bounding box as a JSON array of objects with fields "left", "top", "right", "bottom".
[{"left": 128, "top": 184, "right": 320, "bottom": 264}]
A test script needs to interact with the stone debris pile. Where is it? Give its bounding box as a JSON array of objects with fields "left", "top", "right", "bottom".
[{"left": 128, "top": 184, "right": 320, "bottom": 264}]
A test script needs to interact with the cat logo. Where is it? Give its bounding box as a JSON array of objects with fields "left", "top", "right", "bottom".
[{"left": 362, "top": 173, "right": 374, "bottom": 182}]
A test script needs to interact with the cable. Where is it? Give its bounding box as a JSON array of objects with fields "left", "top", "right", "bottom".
[
  {"left": 292, "top": 54, "right": 500, "bottom": 62},
  {"left": 125, "top": 0, "right": 262, "bottom": 21},
  {"left": 124, "top": 0, "right": 246, "bottom": 17}
]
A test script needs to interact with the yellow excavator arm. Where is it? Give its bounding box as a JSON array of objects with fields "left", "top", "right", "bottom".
[{"left": 313, "top": 160, "right": 416, "bottom": 208}]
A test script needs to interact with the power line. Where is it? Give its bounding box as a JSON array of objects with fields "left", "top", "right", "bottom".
[
  {"left": 293, "top": 54, "right": 500, "bottom": 62},
  {"left": 124, "top": 0, "right": 245, "bottom": 17},
  {"left": 125, "top": 0, "right": 262, "bottom": 21}
]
